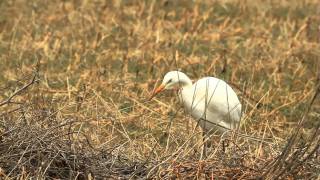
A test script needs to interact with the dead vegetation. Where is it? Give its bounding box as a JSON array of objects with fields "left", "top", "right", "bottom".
[{"left": 0, "top": 0, "right": 319, "bottom": 179}]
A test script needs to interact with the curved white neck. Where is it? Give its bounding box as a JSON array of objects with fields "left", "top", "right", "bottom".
[{"left": 178, "top": 74, "right": 193, "bottom": 88}]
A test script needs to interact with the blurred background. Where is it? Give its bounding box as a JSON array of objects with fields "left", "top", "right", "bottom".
[{"left": 0, "top": 0, "right": 319, "bottom": 179}]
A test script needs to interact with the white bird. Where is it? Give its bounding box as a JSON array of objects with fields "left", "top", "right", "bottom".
[{"left": 150, "top": 71, "right": 242, "bottom": 135}]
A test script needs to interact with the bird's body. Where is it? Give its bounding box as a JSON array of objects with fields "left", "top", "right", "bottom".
[
  {"left": 178, "top": 77, "right": 241, "bottom": 134},
  {"left": 150, "top": 71, "right": 242, "bottom": 134}
]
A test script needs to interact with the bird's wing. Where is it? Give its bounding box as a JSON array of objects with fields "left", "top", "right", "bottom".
[{"left": 192, "top": 77, "right": 242, "bottom": 122}]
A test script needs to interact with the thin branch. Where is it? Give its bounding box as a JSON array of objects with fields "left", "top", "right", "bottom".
[
  {"left": 0, "top": 73, "right": 39, "bottom": 107},
  {"left": 263, "top": 80, "right": 320, "bottom": 178}
]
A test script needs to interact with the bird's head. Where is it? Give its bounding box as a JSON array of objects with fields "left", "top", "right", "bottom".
[{"left": 149, "top": 71, "right": 192, "bottom": 100}]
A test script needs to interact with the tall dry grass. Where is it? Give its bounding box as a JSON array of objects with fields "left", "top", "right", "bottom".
[{"left": 0, "top": 0, "right": 319, "bottom": 179}]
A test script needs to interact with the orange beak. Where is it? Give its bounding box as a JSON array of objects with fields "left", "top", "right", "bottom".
[{"left": 149, "top": 84, "right": 165, "bottom": 100}]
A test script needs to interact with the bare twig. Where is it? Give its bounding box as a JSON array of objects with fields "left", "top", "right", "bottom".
[
  {"left": 0, "top": 73, "right": 39, "bottom": 107},
  {"left": 263, "top": 80, "right": 320, "bottom": 178}
]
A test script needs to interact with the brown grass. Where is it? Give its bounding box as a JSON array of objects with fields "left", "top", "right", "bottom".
[{"left": 0, "top": 0, "right": 319, "bottom": 179}]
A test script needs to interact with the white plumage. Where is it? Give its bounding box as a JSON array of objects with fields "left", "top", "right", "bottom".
[{"left": 150, "top": 71, "right": 242, "bottom": 134}]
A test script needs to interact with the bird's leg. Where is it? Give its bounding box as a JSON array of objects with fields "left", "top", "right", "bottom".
[
  {"left": 222, "top": 139, "right": 226, "bottom": 152},
  {"left": 222, "top": 138, "right": 230, "bottom": 153},
  {"left": 202, "top": 130, "right": 207, "bottom": 158}
]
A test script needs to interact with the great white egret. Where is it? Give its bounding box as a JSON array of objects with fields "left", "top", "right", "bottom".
[{"left": 150, "top": 71, "right": 242, "bottom": 135}]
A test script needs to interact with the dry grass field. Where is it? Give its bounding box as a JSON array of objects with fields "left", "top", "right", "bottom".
[{"left": 0, "top": 0, "right": 319, "bottom": 179}]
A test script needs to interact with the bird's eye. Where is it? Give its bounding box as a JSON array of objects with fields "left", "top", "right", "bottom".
[{"left": 167, "top": 79, "right": 172, "bottom": 83}]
